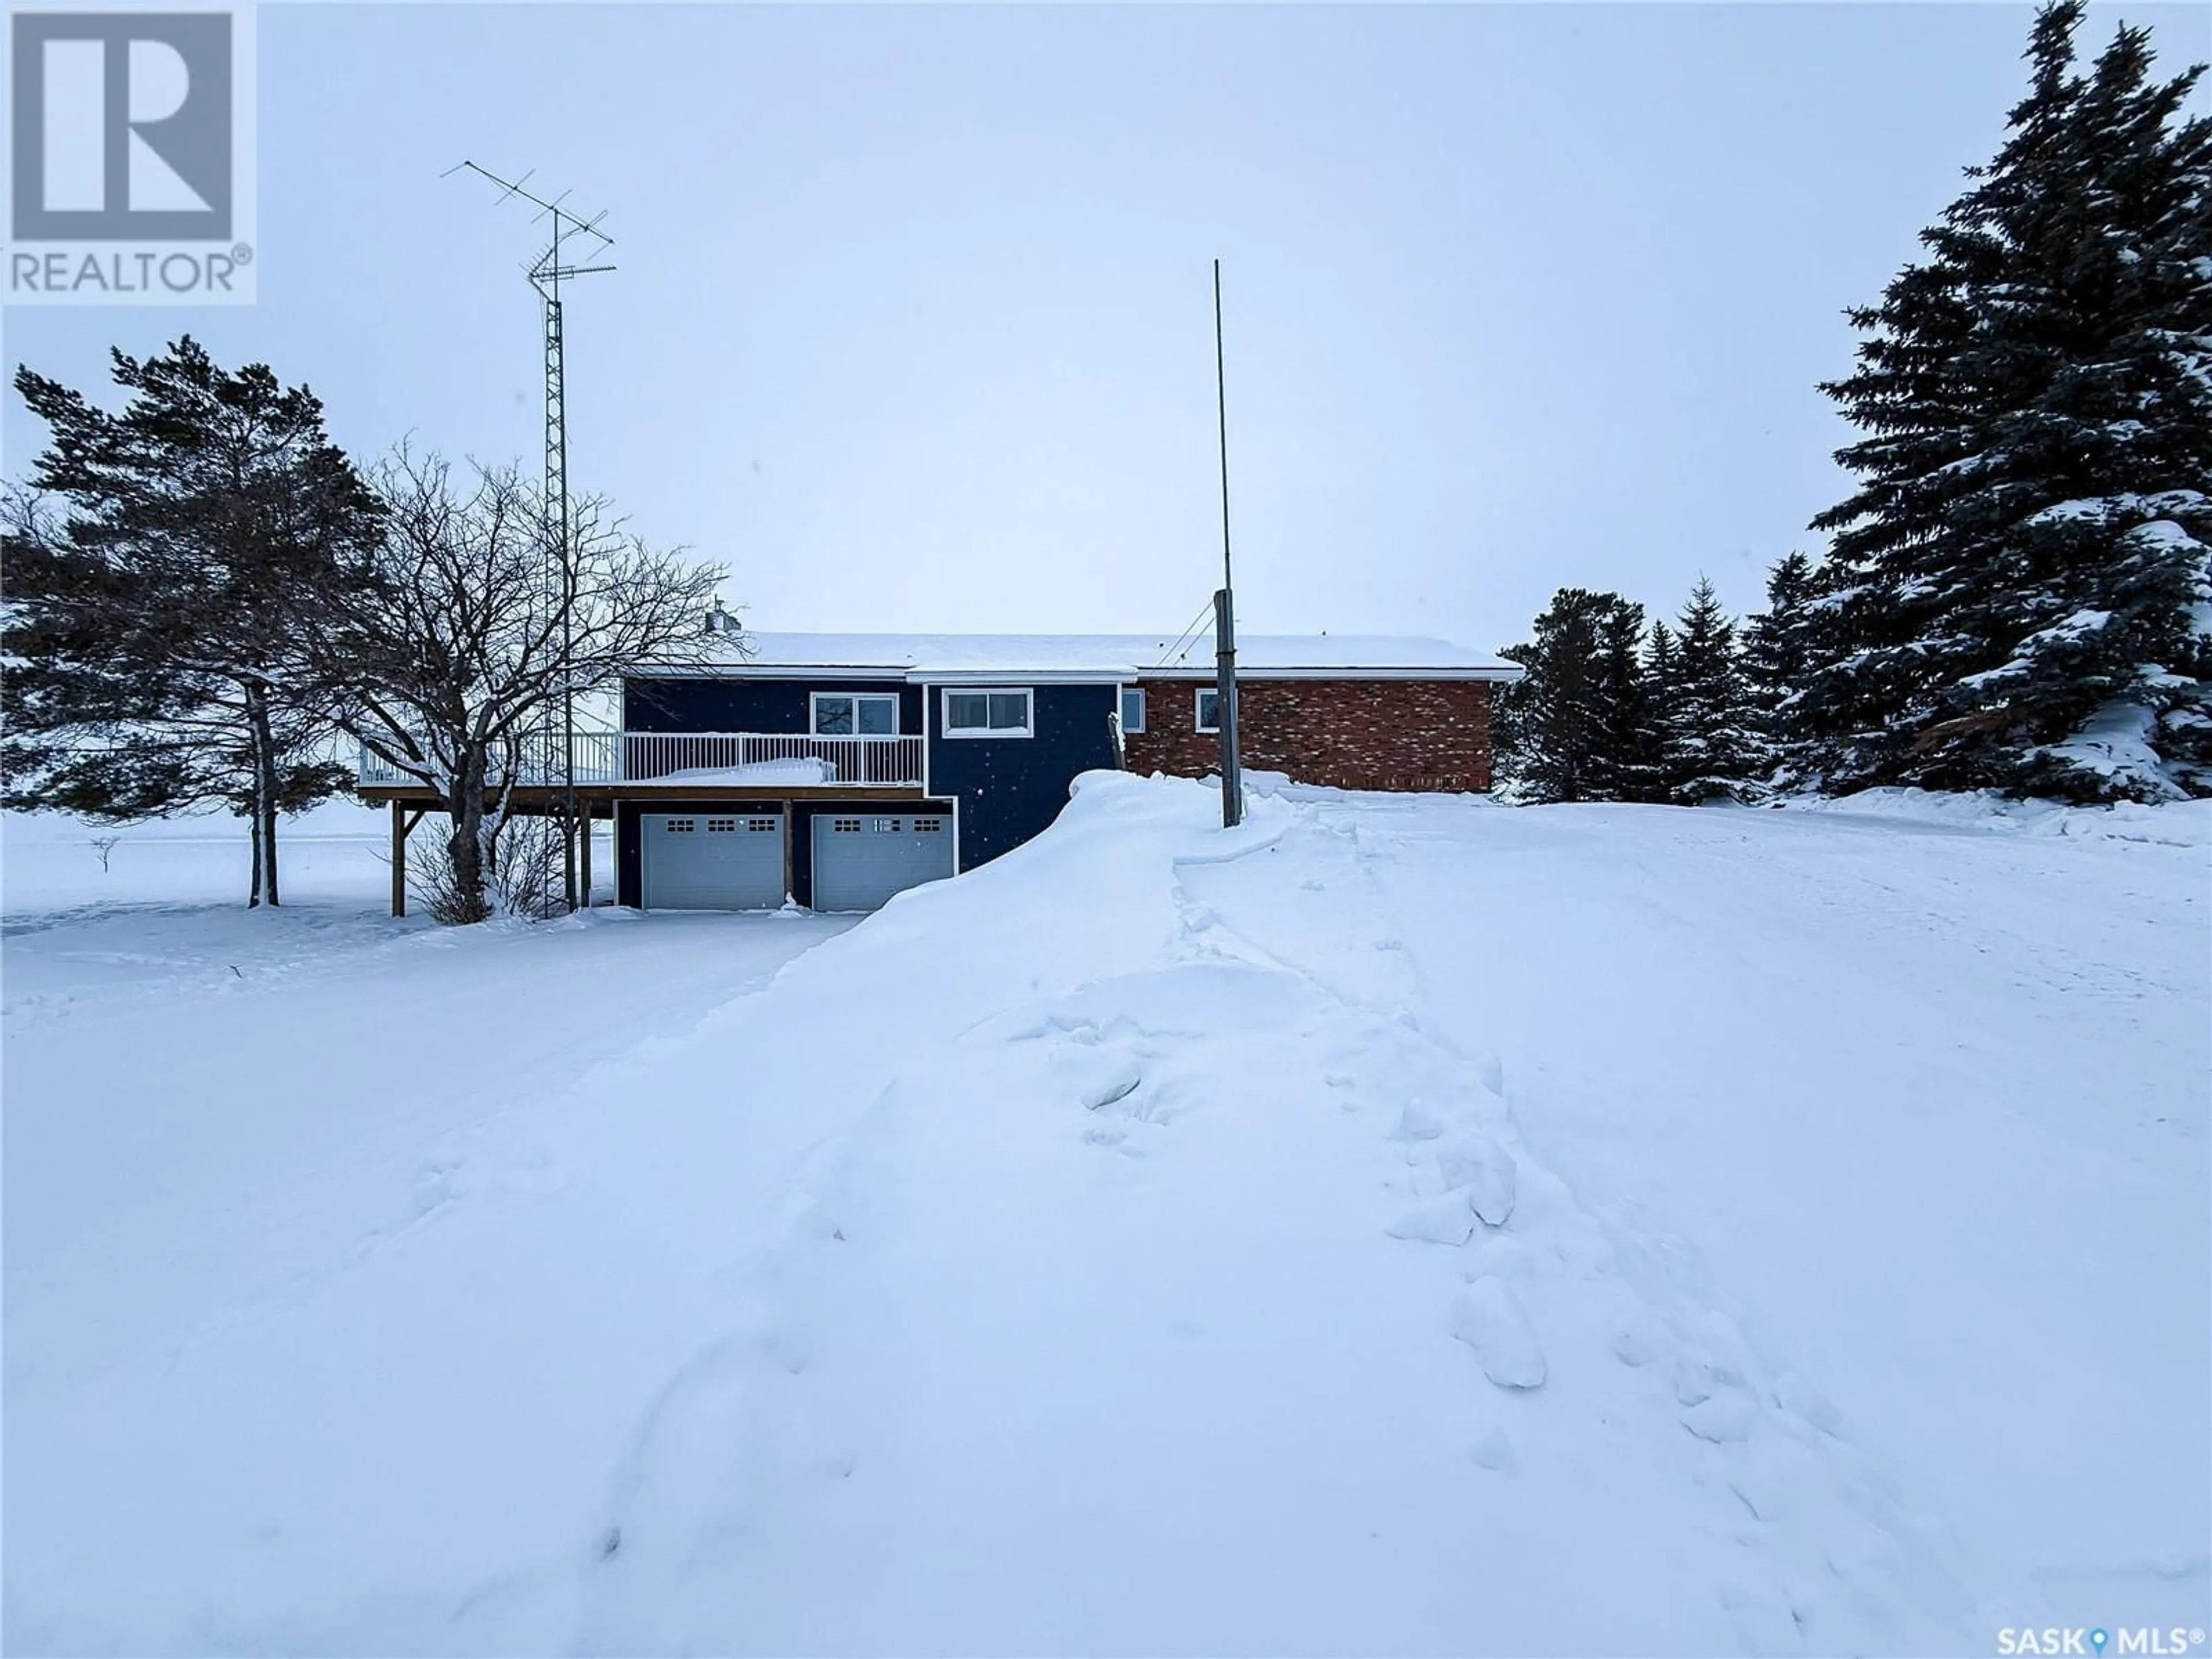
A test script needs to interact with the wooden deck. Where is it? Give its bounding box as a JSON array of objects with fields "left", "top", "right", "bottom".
[
  {"left": 368, "top": 784, "right": 937, "bottom": 918},
  {"left": 355, "top": 782, "right": 930, "bottom": 808}
]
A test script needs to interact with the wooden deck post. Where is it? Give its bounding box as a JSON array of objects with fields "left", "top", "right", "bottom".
[
  {"left": 578, "top": 802, "right": 593, "bottom": 907},
  {"left": 390, "top": 799, "right": 407, "bottom": 918}
]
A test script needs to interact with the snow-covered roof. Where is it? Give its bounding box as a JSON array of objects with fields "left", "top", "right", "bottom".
[{"left": 651, "top": 631, "right": 1521, "bottom": 682}]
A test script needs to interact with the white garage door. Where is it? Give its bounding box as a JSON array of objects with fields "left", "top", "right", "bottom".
[
  {"left": 642, "top": 812, "right": 785, "bottom": 911},
  {"left": 811, "top": 812, "right": 955, "bottom": 911}
]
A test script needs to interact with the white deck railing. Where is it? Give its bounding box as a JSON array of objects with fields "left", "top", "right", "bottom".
[
  {"left": 622, "top": 732, "right": 925, "bottom": 786},
  {"left": 358, "top": 730, "right": 925, "bottom": 790}
]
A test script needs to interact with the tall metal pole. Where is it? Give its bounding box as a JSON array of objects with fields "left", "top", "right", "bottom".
[
  {"left": 1213, "top": 259, "right": 1244, "bottom": 828},
  {"left": 449, "top": 161, "right": 614, "bottom": 910}
]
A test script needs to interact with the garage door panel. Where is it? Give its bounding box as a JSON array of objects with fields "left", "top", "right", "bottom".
[
  {"left": 812, "top": 813, "right": 954, "bottom": 911},
  {"left": 643, "top": 812, "right": 785, "bottom": 911}
]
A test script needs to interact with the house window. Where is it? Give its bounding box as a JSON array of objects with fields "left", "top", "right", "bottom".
[
  {"left": 1195, "top": 688, "right": 1221, "bottom": 733},
  {"left": 942, "top": 688, "right": 1033, "bottom": 738},
  {"left": 1120, "top": 687, "right": 1146, "bottom": 734},
  {"left": 812, "top": 692, "right": 899, "bottom": 737}
]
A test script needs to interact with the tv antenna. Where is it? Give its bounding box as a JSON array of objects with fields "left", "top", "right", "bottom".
[{"left": 446, "top": 158, "right": 616, "bottom": 911}]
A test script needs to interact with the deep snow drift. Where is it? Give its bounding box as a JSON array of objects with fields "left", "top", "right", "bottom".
[{"left": 3, "top": 778, "right": 2206, "bottom": 1655}]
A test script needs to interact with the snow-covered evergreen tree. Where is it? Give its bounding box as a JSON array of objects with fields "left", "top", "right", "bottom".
[
  {"left": 1645, "top": 621, "right": 1681, "bottom": 713},
  {"left": 1590, "top": 598, "right": 1663, "bottom": 804},
  {"left": 1656, "top": 578, "right": 1768, "bottom": 803},
  {"left": 1743, "top": 552, "right": 1825, "bottom": 780},
  {"left": 1643, "top": 622, "right": 1683, "bottom": 793},
  {"left": 1798, "top": 1, "right": 2212, "bottom": 801},
  {"left": 1497, "top": 589, "right": 1655, "bottom": 804}
]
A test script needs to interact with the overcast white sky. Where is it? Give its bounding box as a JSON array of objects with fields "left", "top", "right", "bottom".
[{"left": 6, "top": 2, "right": 2208, "bottom": 652}]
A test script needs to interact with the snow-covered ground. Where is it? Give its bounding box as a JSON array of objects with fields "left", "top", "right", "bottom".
[{"left": 3, "top": 779, "right": 2206, "bottom": 1655}]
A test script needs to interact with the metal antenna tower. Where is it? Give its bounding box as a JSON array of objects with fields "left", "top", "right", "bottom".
[{"left": 447, "top": 160, "right": 615, "bottom": 911}]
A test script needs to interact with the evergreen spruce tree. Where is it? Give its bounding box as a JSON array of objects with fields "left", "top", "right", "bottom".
[
  {"left": 1496, "top": 589, "right": 1609, "bottom": 803},
  {"left": 1643, "top": 621, "right": 1684, "bottom": 796},
  {"left": 1798, "top": 2, "right": 2212, "bottom": 801},
  {"left": 1656, "top": 577, "right": 1768, "bottom": 803},
  {"left": 2, "top": 340, "right": 384, "bottom": 903},
  {"left": 1496, "top": 588, "right": 1654, "bottom": 803},
  {"left": 1743, "top": 551, "right": 1825, "bottom": 778},
  {"left": 1590, "top": 598, "right": 1662, "bottom": 802},
  {"left": 1645, "top": 621, "right": 1681, "bottom": 717}
]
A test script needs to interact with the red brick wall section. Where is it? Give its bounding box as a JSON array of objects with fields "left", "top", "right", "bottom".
[{"left": 1122, "top": 679, "right": 1495, "bottom": 793}]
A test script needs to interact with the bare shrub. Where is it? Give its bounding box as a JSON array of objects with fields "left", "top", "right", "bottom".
[{"left": 412, "top": 811, "right": 571, "bottom": 925}]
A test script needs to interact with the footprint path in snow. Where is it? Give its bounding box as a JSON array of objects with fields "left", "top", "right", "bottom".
[
  {"left": 573, "top": 1075, "right": 903, "bottom": 1654},
  {"left": 1173, "top": 799, "right": 2000, "bottom": 1654}
]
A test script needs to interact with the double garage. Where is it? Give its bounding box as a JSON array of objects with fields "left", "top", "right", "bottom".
[{"left": 632, "top": 805, "right": 956, "bottom": 913}]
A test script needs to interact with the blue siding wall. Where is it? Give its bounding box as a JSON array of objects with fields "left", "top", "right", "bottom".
[
  {"left": 927, "top": 683, "right": 1119, "bottom": 870},
  {"left": 624, "top": 677, "right": 924, "bottom": 735}
]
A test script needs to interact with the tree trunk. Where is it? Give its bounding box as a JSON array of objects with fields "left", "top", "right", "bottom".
[
  {"left": 444, "top": 747, "right": 492, "bottom": 925},
  {"left": 243, "top": 680, "right": 282, "bottom": 907},
  {"left": 248, "top": 794, "right": 264, "bottom": 908},
  {"left": 262, "top": 784, "right": 281, "bottom": 907}
]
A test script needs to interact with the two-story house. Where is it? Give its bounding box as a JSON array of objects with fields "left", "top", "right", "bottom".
[{"left": 358, "top": 631, "right": 1521, "bottom": 914}]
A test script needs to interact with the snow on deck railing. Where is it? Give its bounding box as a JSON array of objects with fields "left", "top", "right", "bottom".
[
  {"left": 624, "top": 732, "right": 924, "bottom": 786},
  {"left": 357, "top": 731, "right": 925, "bottom": 789}
]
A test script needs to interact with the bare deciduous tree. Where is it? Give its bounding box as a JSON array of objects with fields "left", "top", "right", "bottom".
[{"left": 335, "top": 451, "right": 726, "bottom": 923}]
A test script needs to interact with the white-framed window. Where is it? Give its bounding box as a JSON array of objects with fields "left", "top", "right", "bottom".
[
  {"left": 942, "top": 687, "right": 1033, "bottom": 738},
  {"left": 1195, "top": 688, "right": 1221, "bottom": 733},
  {"left": 812, "top": 692, "right": 899, "bottom": 737},
  {"left": 1120, "top": 687, "right": 1146, "bottom": 734}
]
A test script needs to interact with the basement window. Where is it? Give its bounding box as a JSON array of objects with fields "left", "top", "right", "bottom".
[
  {"left": 1195, "top": 688, "right": 1221, "bottom": 733},
  {"left": 942, "top": 688, "right": 1033, "bottom": 738},
  {"left": 1120, "top": 687, "right": 1146, "bottom": 734}
]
